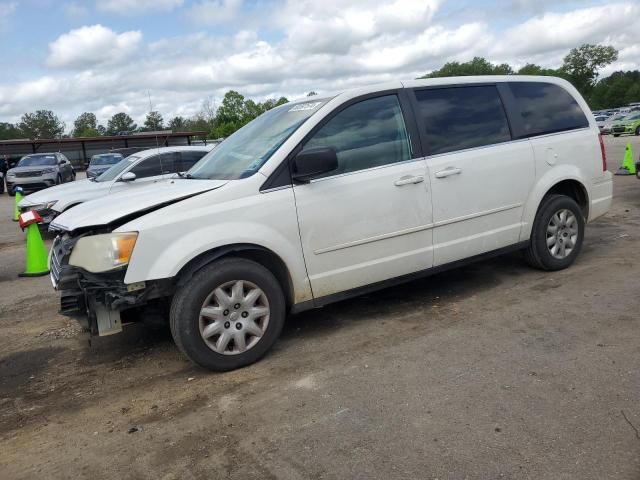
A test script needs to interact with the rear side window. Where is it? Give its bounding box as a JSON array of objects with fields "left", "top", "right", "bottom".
[
  {"left": 130, "top": 155, "right": 165, "bottom": 178},
  {"left": 178, "top": 151, "right": 208, "bottom": 171},
  {"left": 509, "top": 82, "right": 588, "bottom": 137},
  {"left": 413, "top": 85, "right": 511, "bottom": 156}
]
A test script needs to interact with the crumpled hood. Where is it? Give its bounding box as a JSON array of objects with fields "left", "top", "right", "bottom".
[
  {"left": 51, "top": 178, "right": 227, "bottom": 232},
  {"left": 19, "top": 179, "right": 107, "bottom": 209}
]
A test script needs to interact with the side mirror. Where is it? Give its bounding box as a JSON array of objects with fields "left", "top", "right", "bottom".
[
  {"left": 291, "top": 147, "right": 338, "bottom": 183},
  {"left": 120, "top": 172, "right": 136, "bottom": 182}
]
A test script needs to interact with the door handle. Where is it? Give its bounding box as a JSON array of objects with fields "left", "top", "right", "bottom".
[
  {"left": 394, "top": 175, "right": 424, "bottom": 186},
  {"left": 435, "top": 167, "right": 462, "bottom": 178}
]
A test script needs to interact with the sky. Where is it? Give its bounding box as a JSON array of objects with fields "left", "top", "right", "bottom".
[{"left": 0, "top": 0, "right": 638, "bottom": 130}]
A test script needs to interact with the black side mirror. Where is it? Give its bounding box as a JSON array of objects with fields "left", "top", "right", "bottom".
[{"left": 291, "top": 147, "right": 338, "bottom": 183}]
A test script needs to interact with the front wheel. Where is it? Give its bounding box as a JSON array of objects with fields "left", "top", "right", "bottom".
[
  {"left": 524, "top": 194, "right": 585, "bottom": 271},
  {"left": 635, "top": 127, "right": 640, "bottom": 136},
  {"left": 170, "top": 257, "right": 286, "bottom": 371}
]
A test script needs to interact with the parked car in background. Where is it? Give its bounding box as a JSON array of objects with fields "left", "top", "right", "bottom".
[
  {"left": 47, "top": 76, "right": 612, "bottom": 372},
  {"left": 5, "top": 153, "right": 75, "bottom": 196},
  {"left": 594, "top": 115, "right": 609, "bottom": 131},
  {"left": 18, "top": 145, "right": 215, "bottom": 224},
  {"left": 86, "top": 153, "right": 124, "bottom": 179},
  {"left": 611, "top": 112, "right": 640, "bottom": 136},
  {"left": 601, "top": 113, "right": 628, "bottom": 134}
]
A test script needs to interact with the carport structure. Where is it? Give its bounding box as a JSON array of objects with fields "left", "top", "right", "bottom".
[{"left": 0, "top": 131, "right": 209, "bottom": 168}]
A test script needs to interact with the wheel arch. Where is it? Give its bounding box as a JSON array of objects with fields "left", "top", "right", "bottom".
[
  {"left": 521, "top": 169, "right": 591, "bottom": 240},
  {"left": 175, "top": 244, "right": 295, "bottom": 310},
  {"left": 544, "top": 179, "right": 589, "bottom": 220}
]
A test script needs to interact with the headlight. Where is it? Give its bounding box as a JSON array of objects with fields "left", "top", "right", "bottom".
[
  {"left": 41, "top": 168, "right": 56, "bottom": 174},
  {"left": 7, "top": 172, "right": 15, "bottom": 177},
  {"left": 69, "top": 232, "right": 138, "bottom": 272}
]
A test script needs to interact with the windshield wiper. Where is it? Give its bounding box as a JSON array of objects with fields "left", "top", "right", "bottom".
[{"left": 176, "top": 171, "right": 195, "bottom": 179}]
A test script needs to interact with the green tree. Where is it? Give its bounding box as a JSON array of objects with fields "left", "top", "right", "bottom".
[
  {"left": 421, "top": 57, "right": 514, "bottom": 78},
  {"left": 18, "top": 110, "right": 65, "bottom": 139},
  {"left": 107, "top": 112, "right": 137, "bottom": 135},
  {"left": 561, "top": 44, "right": 618, "bottom": 97},
  {"left": 517, "top": 64, "right": 563, "bottom": 77},
  {"left": 168, "top": 116, "right": 187, "bottom": 131},
  {"left": 72, "top": 112, "right": 99, "bottom": 137},
  {"left": 143, "top": 111, "right": 164, "bottom": 131},
  {"left": 589, "top": 70, "right": 640, "bottom": 109},
  {"left": 210, "top": 91, "right": 289, "bottom": 138},
  {"left": 0, "top": 122, "right": 22, "bottom": 140}
]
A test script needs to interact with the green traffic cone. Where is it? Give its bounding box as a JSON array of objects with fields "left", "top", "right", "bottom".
[
  {"left": 616, "top": 143, "right": 636, "bottom": 175},
  {"left": 12, "top": 188, "right": 23, "bottom": 221},
  {"left": 19, "top": 222, "right": 50, "bottom": 277}
]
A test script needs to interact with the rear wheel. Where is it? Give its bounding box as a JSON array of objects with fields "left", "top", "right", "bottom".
[
  {"left": 170, "top": 257, "right": 286, "bottom": 371},
  {"left": 0, "top": 179, "right": 4, "bottom": 194},
  {"left": 56, "top": 174, "right": 62, "bottom": 185},
  {"left": 635, "top": 126, "right": 640, "bottom": 136},
  {"left": 524, "top": 194, "right": 585, "bottom": 271},
  {"left": 613, "top": 134, "right": 620, "bottom": 137}
]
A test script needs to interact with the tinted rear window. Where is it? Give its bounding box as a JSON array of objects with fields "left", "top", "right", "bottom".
[
  {"left": 413, "top": 85, "right": 511, "bottom": 156},
  {"left": 509, "top": 82, "right": 588, "bottom": 137}
]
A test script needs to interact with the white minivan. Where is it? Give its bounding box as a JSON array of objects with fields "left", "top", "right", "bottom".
[{"left": 49, "top": 76, "right": 613, "bottom": 371}]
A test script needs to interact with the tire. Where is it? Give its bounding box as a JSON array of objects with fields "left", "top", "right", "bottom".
[
  {"left": 8, "top": 185, "right": 15, "bottom": 197},
  {"left": 71, "top": 171, "right": 76, "bottom": 181},
  {"left": 56, "top": 174, "right": 62, "bottom": 185},
  {"left": 635, "top": 126, "right": 640, "bottom": 136},
  {"left": 524, "top": 194, "right": 585, "bottom": 271},
  {"left": 613, "top": 134, "right": 620, "bottom": 137},
  {"left": 170, "top": 257, "right": 286, "bottom": 371},
  {"left": 0, "top": 180, "right": 4, "bottom": 195}
]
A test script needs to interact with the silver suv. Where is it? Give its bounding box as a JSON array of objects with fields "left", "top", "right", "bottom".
[{"left": 6, "top": 153, "right": 75, "bottom": 196}]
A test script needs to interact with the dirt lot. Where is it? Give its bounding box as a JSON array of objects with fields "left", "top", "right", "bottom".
[{"left": 1, "top": 136, "right": 639, "bottom": 480}]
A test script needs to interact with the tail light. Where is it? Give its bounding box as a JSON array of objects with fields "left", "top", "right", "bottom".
[{"left": 598, "top": 133, "right": 607, "bottom": 172}]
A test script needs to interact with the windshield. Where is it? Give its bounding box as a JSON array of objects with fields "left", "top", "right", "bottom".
[
  {"left": 624, "top": 113, "right": 640, "bottom": 121},
  {"left": 95, "top": 155, "right": 139, "bottom": 182},
  {"left": 188, "top": 99, "right": 330, "bottom": 180},
  {"left": 17, "top": 154, "right": 57, "bottom": 167},
  {"left": 90, "top": 154, "right": 123, "bottom": 166}
]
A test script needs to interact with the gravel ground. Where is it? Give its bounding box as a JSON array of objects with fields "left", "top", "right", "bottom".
[{"left": 0, "top": 136, "right": 639, "bottom": 480}]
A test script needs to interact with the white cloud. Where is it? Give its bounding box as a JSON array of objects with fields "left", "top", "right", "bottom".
[
  {"left": 186, "top": 0, "right": 242, "bottom": 25},
  {"left": 494, "top": 3, "right": 640, "bottom": 58},
  {"left": 47, "top": 24, "right": 142, "bottom": 68},
  {"left": 0, "top": 0, "right": 639, "bottom": 127},
  {"left": 97, "top": 0, "right": 184, "bottom": 15}
]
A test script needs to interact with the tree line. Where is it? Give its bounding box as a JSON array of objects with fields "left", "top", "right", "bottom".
[
  {"left": 0, "top": 90, "right": 292, "bottom": 141},
  {"left": 0, "top": 43, "right": 637, "bottom": 142},
  {"left": 420, "top": 44, "right": 637, "bottom": 110}
]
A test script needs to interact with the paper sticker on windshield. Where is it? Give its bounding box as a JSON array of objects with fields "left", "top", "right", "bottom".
[{"left": 289, "top": 102, "right": 322, "bottom": 112}]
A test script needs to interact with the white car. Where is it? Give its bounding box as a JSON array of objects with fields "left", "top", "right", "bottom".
[
  {"left": 18, "top": 145, "right": 215, "bottom": 224},
  {"left": 49, "top": 76, "right": 613, "bottom": 371},
  {"left": 594, "top": 115, "right": 609, "bottom": 131}
]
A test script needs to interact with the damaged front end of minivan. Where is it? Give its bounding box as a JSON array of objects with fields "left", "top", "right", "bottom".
[
  {"left": 50, "top": 230, "right": 174, "bottom": 337},
  {"left": 47, "top": 179, "right": 228, "bottom": 337}
]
